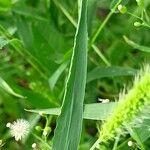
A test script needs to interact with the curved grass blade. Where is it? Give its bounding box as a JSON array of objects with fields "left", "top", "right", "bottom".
[
  {"left": 49, "top": 61, "right": 69, "bottom": 90},
  {"left": 123, "top": 36, "right": 150, "bottom": 52},
  {"left": 87, "top": 66, "right": 137, "bottom": 83},
  {"left": 0, "top": 25, "right": 48, "bottom": 80},
  {"left": 52, "top": 0, "right": 88, "bottom": 149},
  {"left": 26, "top": 102, "right": 117, "bottom": 120},
  {"left": 0, "top": 77, "right": 25, "bottom": 98}
]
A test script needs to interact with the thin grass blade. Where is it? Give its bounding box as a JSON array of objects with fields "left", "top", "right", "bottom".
[
  {"left": 123, "top": 36, "right": 150, "bottom": 52},
  {"left": 26, "top": 102, "right": 117, "bottom": 120}
]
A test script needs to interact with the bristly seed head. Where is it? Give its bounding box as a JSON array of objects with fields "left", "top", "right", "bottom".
[{"left": 99, "top": 65, "right": 150, "bottom": 143}]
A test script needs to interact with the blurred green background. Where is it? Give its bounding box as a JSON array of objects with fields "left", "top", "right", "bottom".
[{"left": 0, "top": 0, "right": 150, "bottom": 149}]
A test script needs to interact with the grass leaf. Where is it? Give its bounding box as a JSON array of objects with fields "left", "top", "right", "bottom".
[
  {"left": 123, "top": 36, "right": 150, "bottom": 52},
  {"left": 49, "top": 61, "right": 69, "bottom": 90},
  {"left": 87, "top": 66, "right": 137, "bottom": 82},
  {"left": 52, "top": 0, "right": 88, "bottom": 149},
  {"left": 26, "top": 102, "right": 117, "bottom": 121},
  {"left": 0, "top": 77, "right": 25, "bottom": 98}
]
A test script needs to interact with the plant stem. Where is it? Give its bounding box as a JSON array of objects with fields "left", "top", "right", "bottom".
[
  {"left": 112, "top": 134, "right": 120, "bottom": 150},
  {"left": 90, "top": 11, "right": 113, "bottom": 45},
  {"left": 91, "top": 44, "right": 111, "bottom": 66},
  {"left": 32, "top": 133, "right": 51, "bottom": 149},
  {"left": 90, "top": 0, "right": 123, "bottom": 45},
  {"left": 127, "top": 11, "right": 150, "bottom": 29},
  {"left": 127, "top": 11, "right": 142, "bottom": 21},
  {"left": 143, "top": 22, "right": 150, "bottom": 28},
  {"left": 53, "top": 0, "right": 77, "bottom": 27},
  {"left": 90, "top": 139, "right": 100, "bottom": 150},
  {"left": 53, "top": 0, "right": 110, "bottom": 66}
]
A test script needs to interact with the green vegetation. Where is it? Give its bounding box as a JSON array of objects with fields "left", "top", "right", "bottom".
[{"left": 0, "top": 0, "right": 150, "bottom": 150}]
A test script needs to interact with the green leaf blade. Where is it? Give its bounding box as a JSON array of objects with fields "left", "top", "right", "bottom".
[
  {"left": 52, "top": 0, "right": 88, "bottom": 150},
  {"left": 123, "top": 36, "right": 150, "bottom": 52},
  {"left": 87, "top": 66, "right": 137, "bottom": 83},
  {"left": 49, "top": 61, "right": 68, "bottom": 90},
  {"left": 0, "top": 77, "right": 25, "bottom": 98},
  {"left": 26, "top": 102, "right": 117, "bottom": 120}
]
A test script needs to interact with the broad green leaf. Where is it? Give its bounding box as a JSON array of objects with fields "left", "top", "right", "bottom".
[
  {"left": 26, "top": 102, "right": 117, "bottom": 120},
  {"left": 0, "top": 77, "right": 25, "bottom": 98},
  {"left": 52, "top": 0, "right": 88, "bottom": 149},
  {"left": 83, "top": 102, "right": 117, "bottom": 120},
  {"left": 26, "top": 108, "right": 61, "bottom": 116},
  {"left": 87, "top": 66, "right": 137, "bottom": 82},
  {"left": 16, "top": 87, "right": 58, "bottom": 108},
  {"left": 87, "top": 0, "right": 97, "bottom": 35},
  {"left": 123, "top": 36, "right": 150, "bottom": 52}
]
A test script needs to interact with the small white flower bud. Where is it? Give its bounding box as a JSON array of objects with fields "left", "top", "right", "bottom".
[
  {"left": 39, "top": 111, "right": 44, "bottom": 116},
  {"left": 102, "top": 99, "right": 110, "bottom": 103},
  {"left": 118, "top": 4, "right": 127, "bottom": 14},
  {"left": 98, "top": 98, "right": 110, "bottom": 103},
  {"left": 134, "top": 21, "right": 142, "bottom": 27},
  {"left": 0, "top": 140, "right": 2, "bottom": 146},
  {"left": 128, "top": 140, "right": 133, "bottom": 147},
  {"left": 43, "top": 127, "right": 51, "bottom": 136},
  {"left": 32, "top": 143, "right": 37, "bottom": 148},
  {"left": 6, "top": 122, "right": 11, "bottom": 128},
  {"left": 43, "top": 131, "right": 48, "bottom": 136}
]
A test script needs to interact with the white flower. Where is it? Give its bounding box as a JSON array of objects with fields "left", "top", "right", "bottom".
[
  {"left": 6, "top": 123, "right": 11, "bottom": 128},
  {"left": 118, "top": 4, "right": 123, "bottom": 11},
  {"left": 0, "top": 140, "right": 2, "bottom": 145},
  {"left": 98, "top": 98, "right": 110, "bottom": 103},
  {"left": 43, "top": 130, "right": 48, "bottom": 136},
  {"left": 32, "top": 143, "right": 37, "bottom": 148},
  {"left": 128, "top": 140, "right": 133, "bottom": 147},
  {"left": 6, "top": 119, "right": 30, "bottom": 141},
  {"left": 39, "top": 111, "right": 44, "bottom": 116}
]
